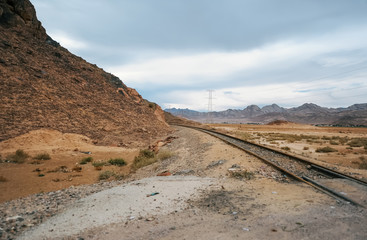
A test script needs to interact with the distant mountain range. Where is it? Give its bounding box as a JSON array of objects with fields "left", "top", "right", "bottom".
[{"left": 165, "top": 103, "right": 367, "bottom": 126}]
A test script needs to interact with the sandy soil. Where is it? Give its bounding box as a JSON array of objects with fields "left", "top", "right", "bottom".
[
  {"left": 12, "top": 126, "right": 366, "bottom": 240},
  {"left": 212, "top": 123, "right": 367, "bottom": 172},
  {"left": 0, "top": 129, "right": 139, "bottom": 202},
  {"left": 1, "top": 126, "right": 367, "bottom": 239}
]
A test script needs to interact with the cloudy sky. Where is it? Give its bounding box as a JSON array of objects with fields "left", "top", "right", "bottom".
[{"left": 32, "top": 0, "right": 367, "bottom": 111}]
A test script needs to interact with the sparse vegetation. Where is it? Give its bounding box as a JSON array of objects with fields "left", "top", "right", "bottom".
[
  {"left": 348, "top": 138, "right": 367, "bottom": 148},
  {"left": 98, "top": 170, "right": 115, "bottom": 180},
  {"left": 329, "top": 140, "right": 339, "bottom": 145},
  {"left": 316, "top": 146, "right": 338, "bottom": 153},
  {"left": 6, "top": 149, "right": 29, "bottom": 163},
  {"left": 281, "top": 146, "right": 290, "bottom": 151},
  {"left": 131, "top": 149, "right": 157, "bottom": 171},
  {"left": 108, "top": 158, "right": 127, "bottom": 166},
  {"left": 235, "top": 131, "right": 253, "bottom": 141},
  {"left": 79, "top": 157, "right": 93, "bottom": 165},
  {"left": 229, "top": 170, "right": 255, "bottom": 180},
  {"left": 303, "top": 146, "right": 309, "bottom": 150},
  {"left": 92, "top": 161, "right": 107, "bottom": 167},
  {"left": 98, "top": 170, "right": 125, "bottom": 181},
  {"left": 33, "top": 153, "right": 51, "bottom": 160}
]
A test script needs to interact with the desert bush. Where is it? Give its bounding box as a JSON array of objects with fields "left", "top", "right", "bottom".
[
  {"left": 131, "top": 149, "right": 157, "bottom": 171},
  {"left": 140, "top": 149, "right": 155, "bottom": 158},
  {"left": 281, "top": 146, "right": 290, "bottom": 151},
  {"left": 0, "top": 176, "right": 7, "bottom": 182},
  {"left": 348, "top": 138, "right": 367, "bottom": 148},
  {"left": 98, "top": 170, "right": 115, "bottom": 180},
  {"left": 80, "top": 157, "right": 93, "bottom": 165},
  {"left": 6, "top": 149, "right": 29, "bottom": 163},
  {"left": 33, "top": 153, "right": 51, "bottom": 160},
  {"left": 92, "top": 161, "right": 107, "bottom": 167},
  {"left": 303, "top": 146, "right": 309, "bottom": 150},
  {"left": 316, "top": 146, "right": 338, "bottom": 153},
  {"left": 329, "top": 140, "right": 339, "bottom": 145},
  {"left": 108, "top": 158, "right": 127, "bottom": 166},
  {"left": 229, "top": 170, "right": 255, "bottom": 180}
]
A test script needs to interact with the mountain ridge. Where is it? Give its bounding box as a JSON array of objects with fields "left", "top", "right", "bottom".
[{"left": 165, "top": 103, "right": 367, "bottom": 126}]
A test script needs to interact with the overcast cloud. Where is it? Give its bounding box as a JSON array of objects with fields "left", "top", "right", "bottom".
[{"left": 32, "top": 0, "right": 367, "bottom": 111}]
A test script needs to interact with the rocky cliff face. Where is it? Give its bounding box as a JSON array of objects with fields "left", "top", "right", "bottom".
[{"left": 0, "top": 0, "right": 171, "bottom": 146}]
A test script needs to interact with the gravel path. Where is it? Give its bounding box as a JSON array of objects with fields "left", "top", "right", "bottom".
[{"left": 18, "top": 176, "right": 215, "bottom": 239}]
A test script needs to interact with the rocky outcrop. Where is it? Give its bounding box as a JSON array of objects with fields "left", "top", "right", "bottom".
[
  {"left": 0, "top": 0, "right": 171, "bottom": 146},
  {"left": 0, "top": 0, "right": 46, "bottom": 39}
]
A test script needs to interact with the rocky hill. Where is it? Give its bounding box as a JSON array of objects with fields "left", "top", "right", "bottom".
[
  {"left": 0, "top": 0, "right": 171, "bottom": 147},
  {"left": 165, "top": 103, "right": 367, "bottom": 126}
]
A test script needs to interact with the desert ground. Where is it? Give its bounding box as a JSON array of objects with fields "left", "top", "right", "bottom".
[
  {"left": 212, "top": 122, "right": 367, "bottom": 172},
  {"left": 1, "top": 124, "right": 367, "bottom": 239}
]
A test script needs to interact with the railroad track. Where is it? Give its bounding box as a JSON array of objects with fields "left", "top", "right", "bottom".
[{"left": 176, "top": 125, "right": 367, "bottom": 208}]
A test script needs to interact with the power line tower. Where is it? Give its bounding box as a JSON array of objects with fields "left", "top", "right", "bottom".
[{"left": 207, "top": 89, "right": 214, "bottom": 124}]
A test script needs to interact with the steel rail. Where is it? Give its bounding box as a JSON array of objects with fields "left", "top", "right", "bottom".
[
  {"left": 179, "top": 125, "right": 367, "bottom": 185},
  {"left": 176, "top": 124, "right": 366, "bottom": 207}
]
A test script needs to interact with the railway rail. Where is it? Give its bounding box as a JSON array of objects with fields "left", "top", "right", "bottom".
[{"left": 176, "top": 125, "right": 367, "bottom": 208}]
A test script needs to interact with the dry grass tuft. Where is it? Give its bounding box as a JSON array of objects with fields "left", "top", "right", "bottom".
[
  {"left": 33, "top": 153, "right": 51, "bottom": 160},
  {"left": 98, "top": 170, "right": 124, "bottom": 181},
  {"left": 108, "top": 158, "right": 126, "bottom": 166},
  {"left": 131, "top": 149, "right": 157, "bottom": 171},
  {"left": 79, "top": 157, "right": 93, "bottom": 165},
  {"left": 281, "top": 146, "right": 291, "bottom": 151},
  {"left": 229, "top": 170, "right": 255, "bottom": 180},
  {"left": 316, "top": 146, "right": 338, "bottom": 153},
  {"left": 6, "top": 149, "right": 29, "bottom": 163}
]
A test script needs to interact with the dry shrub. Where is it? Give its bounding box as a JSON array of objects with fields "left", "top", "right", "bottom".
[
  {"left": 98, "top": 171, "right": 124, "bottom": 181},
  {"left": 80, "top": 157, "right": 93, "bottom": 165},
  {"left": 108, "top": 158, "right": 126, "bottom": 166},
  {"left": 6, "top": 149, "right": 29, "bottom": 163},
  {"left": 131, "top": 149, "right": 157, "bottom": 171},
  {"left": 229, "top": 170, "right": 255, "bottom": 180},
  {"left": 303, "top": 146, "right": 309, "bottom": 150},
  {"left": 316, "top": 146, "right": 338, "bottom": 153},
  {"left": 33, "top": 153, "right": 51, "bottom": 160},
  {"left": 98, "top": 170, "right": 115, "bottom": 180},
  {"left": 281, "top": 146, "right": 290, "bottom": 151},
  {"left": 348, "top": 138, "right": 367, "bottom": 148}
]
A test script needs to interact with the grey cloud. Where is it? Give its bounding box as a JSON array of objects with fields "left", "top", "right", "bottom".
[{"left": 33, "top": 0, "right": 367, "bottom": 51}]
